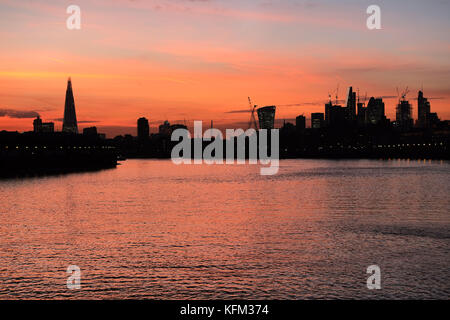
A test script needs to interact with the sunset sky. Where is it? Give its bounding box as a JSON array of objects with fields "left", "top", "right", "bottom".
[{"left": 0, "top": 0, "right": 449, "bottom": 137}]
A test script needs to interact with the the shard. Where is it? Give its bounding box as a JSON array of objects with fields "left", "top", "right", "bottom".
[
  {"left": 62, "top": 77, "right": 78, "bottom": 133},
  {"left": 345, "top": 86, "right": 356, "bottom": 121}
]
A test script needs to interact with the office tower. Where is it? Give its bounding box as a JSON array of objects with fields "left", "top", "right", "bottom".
[
  {"left": 41, "top": 122, "right": 55, "bottom": 133},
  {"left": 280, "top": 121, "right": 296, "bottom": 136},
  {"left": 325, "top": 102, "right": 332, "bottom": 126},
  {"left": 396, "top": 99, "right": 413, "bottom": 129},
  {"left": 366, "top": 97, "right": 386, "bottom": 125},
  {"left": 345, "top": 86, "right": 357, "bottom": 121},
  {"left": 427, "top": 112, "right": 440, "bottom": 127},
  {"left": 257, "top": 106, "right": 276, "bottom": 130},
  {"left": 137, "top": 117, "right": 150, "bottom": 140},
  {"left": 33, "top": 116, "right": 54, "bottom": 133},
  {"left": 417, "top": 90, "right": 431, "bottom": 128},
  {"left": 325, "top": 101, "right": 346, "bottom": 127},
  {"left": 159, "top": 120, "right": 171, "bottom": 136},
  {"left": 296, "top": 115, "right": 306, "bottom": 131},
  {"left": 357, "top": 102, "right": 366, "bottom": 127},
  {"left": 311, "top": 113, "right": 324, "bottom": 129},
  {"left": 329, "top": 105, "right": 346, "bottom": 127},
  {"left": 62, "top": 77, "right": 78, "bottom": 134},
  {"left": 33, "top": 116, "right": 43, "bottom": 133},
  {"left": 83, "top": 127, "right": 98, "bottom": 136}
]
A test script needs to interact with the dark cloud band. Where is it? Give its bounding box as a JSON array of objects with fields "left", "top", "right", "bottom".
[{"left": 0, "top": 108, "right": 40, "bottom": 119}]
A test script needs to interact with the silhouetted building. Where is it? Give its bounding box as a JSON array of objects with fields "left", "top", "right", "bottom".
[
  {"left": 159, "top": 120, "right": 171, "bottom": 136},
  {"left": 345, "top": 86, "right": 357, "bottom": 121},
  {"left": 41, "top": 122, "right": 55, "bottom": 133},
  {"left": 62, "top": 77, "right": 78, "bottom": 134},
  {"left": 329, "top": 105, "right": 346, "bottom": 127},
  {"left": 396, "top": 99, "right": 413, "bottom": 129},
  {"left": 357, "top": 102, "right": 366, "bottom": 127},
  {"left": 325, "top": 102, "right": 332, "bottom": 126},
  {"left": 257, "top": 106, "right": 276, "bottom": 130},
  {"left": 33, "top": 116, "right": 42, "bottom": 133},
  {"left": 325, "top": 101, "right": 347, "bottom": 127},
  {"left": 33, "top": 116, "right": 54, "bottom": 133},
  {"left": 83, "top": 126, "right": 98, "bottom": 136},
  {"left": 311, "top": 113, "right": 324, "bottom": 129},
  {"left": 170, "top": 124, "right": 188, "bottom": 132},
  {"left": 366, "top": 97, "right": 386, "bottom": 125},
  {"left": 417, "top": 90, "right": 431, "bottom": 128},
  {"left": 296, "top": 115, "right": 306, "bottom": 131},
  {"left": 428, "top": 112, "right": 440, "bottom": 127},
  {"left": 137, "top": 117, "right": 149, "bottom": 140},
  {"left": 281, "top": 121, "right": 296, "bottom": 135}
]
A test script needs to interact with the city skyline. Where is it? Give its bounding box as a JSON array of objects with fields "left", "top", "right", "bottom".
[
  {"left": 1, "top": 1, "right": 449, "bottom": 304},
  {"left": 0, "top": 0, "right": 449, "bottom": 137},
  {"left": 2, "top": 76, "right": 448, "bottom": 138}
]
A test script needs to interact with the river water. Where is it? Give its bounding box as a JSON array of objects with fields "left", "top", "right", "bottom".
[{"left": 0, "top": 159, "right": 449, "bottom": 299}]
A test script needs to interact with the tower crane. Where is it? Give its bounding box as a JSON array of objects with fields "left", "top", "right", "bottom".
[
  {"left": 247, "top": 97, "right": 258, "bottom": 130},
  {"left": 402, "top": 86, "right": 410, "bottom": 100},
  {"left": 397, "top": 86, "right": 410, "bottom": 101}
]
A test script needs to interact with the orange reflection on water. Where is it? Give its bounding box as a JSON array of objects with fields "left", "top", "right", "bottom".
[{"left": 0, "top": 159, "right": 449, "bottom": 299}]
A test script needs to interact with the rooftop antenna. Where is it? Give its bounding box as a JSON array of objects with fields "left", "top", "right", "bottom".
[{"left": 335, "top": 83, "right": 340, "bottom": 105}]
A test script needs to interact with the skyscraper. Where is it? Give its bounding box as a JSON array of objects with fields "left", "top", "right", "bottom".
[
  {"left": 325, "top": 101, "right": 332, "bottom": 126},
  {"left": 34, "top": 116, "right": 55, "bottom": 133},
  {"left": 311, "top": 113, "right": 324, "bottom": 129},
  {"left": 427, "top": 112, "right": 440, "bottom": 127},
  {"left": 325, "top": 101, "right": 346, "bottom": 127},
  {"left": 396, "top": 99, "right": 413, "bottom": 129},
  {"left": 366, "top": 97, "right": 386, "bottom": 125},
  {"left": 83, "top": 127, "right": 98, "bottom": 136},
  {"left": 296, "top": 115, "right": 306, "bottom": 131},
  {"left": 345, "top": 86, "right": 356, "bottom": 121},
  {"left": 417, "top": 90, "right": 431, "bottom": 128},
  {"left": 137, "top": 117, "right": 150, "bottom": 140},
  {"left": 357, "top": 102, "right": 366, "bottom": 127},
  {"left": 33, "top": 116, "right": 42, "bottom": 133},
  {"left": 327, "top": 104, "right": 346, "bottom": 127},
  {"left": 62, "top": 77, "right": 78, "bottom": 134},
  {"left": 257, "top": 106, "right": 276, "bottom": 130},
  {"left": 159, "top": 120, "right": 171, "bottom": 136}
]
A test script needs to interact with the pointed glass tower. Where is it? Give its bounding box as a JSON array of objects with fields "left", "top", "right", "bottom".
[
  {"left": 62, "top": 77, "right": 78, "bottom": 133},
  {"left": 345, "top": 86, "right": 356, "bottom": 121}
]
